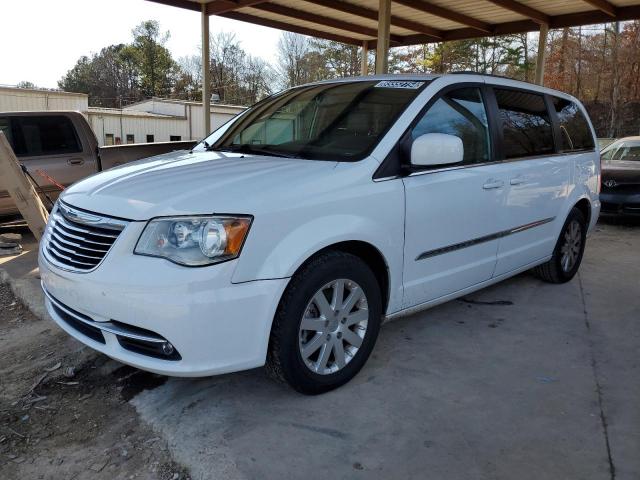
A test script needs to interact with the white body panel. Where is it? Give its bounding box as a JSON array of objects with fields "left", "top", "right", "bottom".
[
  {"left": 38, "top": 74, "right": 601, "bottom": 377},
  {"left": 402, "top": 165, "right": 505, "bottom": 307}
]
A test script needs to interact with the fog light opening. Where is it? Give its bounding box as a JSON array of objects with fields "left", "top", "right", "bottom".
[{"left": 162, "top": 342, "right": 175, "bottom": 356}]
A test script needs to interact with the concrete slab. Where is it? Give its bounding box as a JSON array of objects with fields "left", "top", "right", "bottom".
[
  {"left": 130, "top": 222, "right": 638, "bottom": 480},
  {"left": 2, "top": 221, "right": 637, "bottom": 480}
]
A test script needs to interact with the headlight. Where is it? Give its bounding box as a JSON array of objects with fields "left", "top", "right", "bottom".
[{"left": 134, "top": 215, "right": 252, "bottom": 266}]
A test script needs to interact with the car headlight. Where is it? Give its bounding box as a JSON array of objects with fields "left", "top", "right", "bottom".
[{"left": 134, "top": 215, "right": 252, "bottom": 266}]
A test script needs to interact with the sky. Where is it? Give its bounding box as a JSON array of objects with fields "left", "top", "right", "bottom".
[{"left": 0, "top": 0, "right": 282, "bottom": 89}]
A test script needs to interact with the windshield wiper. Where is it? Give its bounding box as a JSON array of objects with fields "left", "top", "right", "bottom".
[{"left": 214, "top": 144, "right": 298, "bottom": 159}]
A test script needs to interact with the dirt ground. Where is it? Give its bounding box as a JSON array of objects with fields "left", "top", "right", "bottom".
[{"left": 0, "top": 282, "right": 189, "bottom": 480}]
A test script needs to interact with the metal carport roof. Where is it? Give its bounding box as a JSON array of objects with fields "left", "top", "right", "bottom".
[
  {"left": 144, "top": 0, "right": 640, "bottom": 135},
  {"left": 147, "top": 0, "right": 640, "bottom": 46}
]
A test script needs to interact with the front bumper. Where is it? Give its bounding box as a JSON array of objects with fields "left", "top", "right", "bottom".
[
  {"left": 600, "top": 191, "right": 640, "bottom": 216},
  {"left": 39, "top": 221, "right": 289, "bottom": 377}
]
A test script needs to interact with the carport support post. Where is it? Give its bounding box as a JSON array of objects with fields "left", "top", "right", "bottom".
[
  {"left": 535, "top": 23, "right": 549, "bottom": 86},
  {"left": 201, "top": 4, "right": 211, "bottom": 136},
  {"left": 361, "top": 41, "right": 369, "bottom": 76},
  {"left": 375, "top": 0, "right": 391, "bottom": 74}
]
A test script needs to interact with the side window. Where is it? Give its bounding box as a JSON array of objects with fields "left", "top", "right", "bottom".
[
  {"left": 494, "top": 88, "right": 554, "bottom": 159},
  {"left": 411, "top": 87, "right": 490, "bottom": 165},
  {"left": 12, "top": 116, "right": 81, "bottom": 157},
  {"left": 551, "top": 97, "right": 595, "bottom": 151}
]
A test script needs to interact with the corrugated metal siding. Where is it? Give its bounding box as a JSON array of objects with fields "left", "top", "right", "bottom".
[
  {"left": 240, "top": 6, "right": 371, "bottom": 40},
  {"left": 276, "top": 0, "right": 417, "bottom": 36},
  {"left": 88, "top": 106, "right": 242, "bottom": 146},
  {"left": 88, "top": 113, "right": 189, "bottom": 146},
  {"left": 426, "top": 0, "right": 527, "bottom": 24},
  {"left": 0, "top": 87, "right": 88, "bottom": 113}
]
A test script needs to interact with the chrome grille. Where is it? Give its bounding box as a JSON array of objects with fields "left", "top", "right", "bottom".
[{"left": 43, "top": 202, "right": 127, "bottom": 272}]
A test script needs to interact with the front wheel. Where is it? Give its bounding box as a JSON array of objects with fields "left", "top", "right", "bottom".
[
  {"left": 532, "top": 207, "right": 587, "bottom": 283},
  {"left": 266, "top": 251, "right": 382, "bottom": 395}
]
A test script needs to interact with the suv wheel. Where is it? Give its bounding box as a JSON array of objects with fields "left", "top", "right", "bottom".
[
  {"left": 532, "top": 207, "right": 587, "bottom": 283},
  {"left": 267, "top": 251, "right": 382, "bottom": 395}
]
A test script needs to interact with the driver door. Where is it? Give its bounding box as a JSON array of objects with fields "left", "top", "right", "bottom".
[{"left": 402, "top": 86, "right": 507, "bottom": 308}]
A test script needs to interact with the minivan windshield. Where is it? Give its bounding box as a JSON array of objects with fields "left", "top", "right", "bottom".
[{"left": 207, "top": 80, "right": 429, "bottom": 161}]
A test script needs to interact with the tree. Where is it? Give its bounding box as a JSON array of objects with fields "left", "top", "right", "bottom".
[
  {"left": 16, "top": 81, "right": 37, "bottom": 89},
  {"left": 311, "top": 39, "right": 361, "bottom": 78},
  {"left": 130, "top": 20, "right": 177, "bottom": 98},
  {"left": 173, "top": 55, "right": 202, "bottom": 101},
  {"left": 277, "top": 33, "right": 329, "bottom": 88},
  {"left": 207, "top": 32, "right": 274, "bottom": 105},
  {"left": 58, "top": 44, "right": 141, "bottom": 107}
]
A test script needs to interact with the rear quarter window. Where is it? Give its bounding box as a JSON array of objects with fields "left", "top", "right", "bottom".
[
  {"left": 494, "top": 88, "right": 554, "bottom": 159},
  {"left": 551, "top": 97, "right": 595, "bottom": 152}
]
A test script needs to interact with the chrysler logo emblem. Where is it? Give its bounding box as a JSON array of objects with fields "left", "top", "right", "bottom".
[
  {"left": 58, "top": 203, "right": 103, "bottom": 224},
  {"left": 603, "top": 179, "right": 617, "bottom": 188}
]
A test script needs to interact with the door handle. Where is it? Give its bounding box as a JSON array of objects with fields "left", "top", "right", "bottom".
[
  {"left": 483, "top": 179, "right": 504, "bottom": 190},
  {"left": 68, "top": 158, "right": 84, "bottom": 165},
  {"left": 510, "top": 176, "right": 526, "bottom": 185}
]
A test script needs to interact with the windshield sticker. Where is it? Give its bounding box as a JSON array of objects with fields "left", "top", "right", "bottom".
[{"left": 374, "top": 80, "right": 424, "bottom": 89}]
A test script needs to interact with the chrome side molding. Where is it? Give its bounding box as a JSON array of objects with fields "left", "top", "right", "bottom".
[{"left": 416, "top": 217, "right": 555, "bottom": 261}]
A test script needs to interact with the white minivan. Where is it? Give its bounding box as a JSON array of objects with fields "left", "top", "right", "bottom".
[{"left": 39, "top": 74, "right": 600, "bottom": 394}]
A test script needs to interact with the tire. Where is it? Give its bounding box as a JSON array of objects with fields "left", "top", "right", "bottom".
[
  {"left": 532, "top": 207, "right": 587, "bottom": 284},
  {"left": 266, "top": 250, "right": 382, "bottom": 395}
]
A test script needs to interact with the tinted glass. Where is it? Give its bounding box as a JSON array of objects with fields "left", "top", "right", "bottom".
[
  {"left": 411, "top": 87, "right": 490, "bottom": 165},
  {"left": 495, "top": 89, "right": 554, "bottom": 159},
  {"left": 552, "top": 97, "right": 594, "bottom": 151},
  {"left": 612, "top": 142, "right": 640, "bottom": 161},
  {"left": 12, "top": 116, "right": 81, "bottom": 156},
  {"left": 212, "top": 80, "right": 428, "bottom": 161}
]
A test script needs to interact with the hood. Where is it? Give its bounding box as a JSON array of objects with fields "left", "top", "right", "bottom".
[{"left": 61, "top": 150, "right": 339, "bottom": 220}]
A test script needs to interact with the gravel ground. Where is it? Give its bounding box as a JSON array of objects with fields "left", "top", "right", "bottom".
[{"left": 0, "top": 282, "right": 189, "bottom": 480}]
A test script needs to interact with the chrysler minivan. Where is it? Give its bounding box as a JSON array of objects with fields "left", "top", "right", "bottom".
[{"left": 39, "top": 74, "right": 600, "bottom": 394}]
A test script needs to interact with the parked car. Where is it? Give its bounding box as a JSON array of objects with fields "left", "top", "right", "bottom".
[
  {"left": 600, "top": 136, "right": 640, "bottom": 216},
  {"left": 38, "top": 74, "right": 600, "bottom": 394},
  {"left": 0, "top": 111, "right": 195, "bottom": 217}
]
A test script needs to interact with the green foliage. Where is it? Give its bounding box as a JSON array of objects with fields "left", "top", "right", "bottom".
[
  {"left": 16, "top": 81, "right": 37, "bottom": 89},
  {"left": 130, "top": 20, "right": 178, "bottom": 98}
]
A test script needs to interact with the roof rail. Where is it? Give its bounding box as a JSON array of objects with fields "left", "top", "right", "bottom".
[{"left": 448, "top": 71, "right": 534, "bottom": 84}]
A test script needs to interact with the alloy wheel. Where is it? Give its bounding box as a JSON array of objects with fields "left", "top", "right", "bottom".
[
  {"left": 298, "top": 279, "right": 369, "bottom": 375},
  {"left": 560, "top": 220, "right": 582, "bottom": 272}
]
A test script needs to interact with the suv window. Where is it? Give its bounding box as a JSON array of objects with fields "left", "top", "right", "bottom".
[
  {"left": 11, "top": 115, "right": 81, "bottom": 157},
  {"left": 494, "top": 88, "right": 554, "bottom": 159},
  {"left": 410, "top": 87, "right": 490, "bottom": 165},
  {"left": 551, "top": 97, "right": 594, "bottom": 151}
]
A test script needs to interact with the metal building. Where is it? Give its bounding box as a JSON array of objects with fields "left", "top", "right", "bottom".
[
  {"left": 0, "top": 85, "right": 88, "bottom": 113},
  {"left": 0, "top": 86, "right": 246, "bottom": 146}
]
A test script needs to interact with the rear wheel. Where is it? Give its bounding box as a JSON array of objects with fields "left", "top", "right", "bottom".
[
  {"left": 266, "top": 251, "right": 382, "bottom": 395},
  {"left": 532, "top": 207, "right": 587, "bottom": 283}
]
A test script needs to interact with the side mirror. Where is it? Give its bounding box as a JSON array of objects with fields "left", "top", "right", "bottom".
[{"left": 410, "top": 133, "right": 464, "bottom": 167}]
